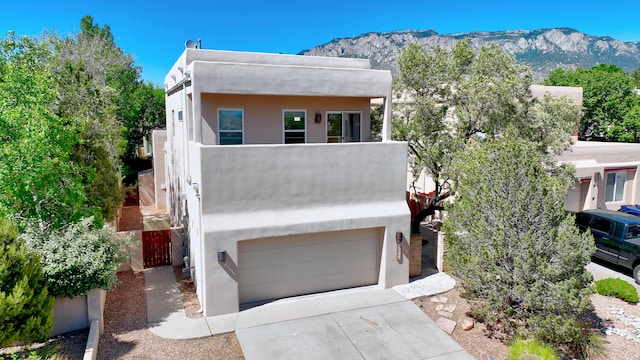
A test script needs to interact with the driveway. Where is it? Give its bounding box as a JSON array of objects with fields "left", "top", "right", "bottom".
[{"left": 587, "top": 261, "right": 640, "bottom": 292}]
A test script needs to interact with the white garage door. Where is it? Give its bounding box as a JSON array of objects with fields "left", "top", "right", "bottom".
[{"left": 238, "top": 227, "right": 383, "bottom": 305}]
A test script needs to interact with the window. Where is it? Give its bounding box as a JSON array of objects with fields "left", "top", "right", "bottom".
[
  {"left": 591, "top": 217, "right": 612, "bottom": 234},
  {"left": 283, "top": 110, "right": 306, "bottom": 144},
  {"left": 605, "top": 172, "right": 626, "bottom": 202},
  {"left": 218, "top": 109, "right": 243, "bottom": 145}
]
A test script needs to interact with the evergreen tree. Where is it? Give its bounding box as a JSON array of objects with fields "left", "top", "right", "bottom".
[
  {"left": 443, "top": 134, "right": 596, "bottom": 357},
  {"left": 0, "top": 218, "right": 53, "bottom": 346}
]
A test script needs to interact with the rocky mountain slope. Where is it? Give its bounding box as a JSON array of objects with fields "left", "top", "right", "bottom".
[{"left": 300, "top": 28, "right": 640, "bottom": 82}]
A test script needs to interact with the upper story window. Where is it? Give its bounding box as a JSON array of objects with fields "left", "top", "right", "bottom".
[
  {"left": 218, "top": 109, "right": 244, "bottom": 145},
  {"left": 605, "top": 171, "right": 626, "bottom": 202},
  {"left": 283, "top": 110, "right": 306, "bottom": 144}
]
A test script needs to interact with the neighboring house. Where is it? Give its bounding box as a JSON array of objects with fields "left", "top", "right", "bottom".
[
  {"left": 559, "top": 141, "right": 640, "bottom": 212},
  {"left": 159, "top": 48, "right": 410, "bottom": 316},
  {"left": 410, "top": 85, "right": 584, "bottom": 195}
]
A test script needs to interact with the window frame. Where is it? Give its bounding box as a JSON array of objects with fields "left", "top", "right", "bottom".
[
  {"left": 325, "top": 111, "right": 363, "bottom": 143},
  {"left": 282, "top": 109, "right": 307, "bottom": 144},
  {"left": 605, "top": 171, "right": 626, "bottom": 203},
  {"left": 217, "top": 108, "right": 244, "bottom": 145}
]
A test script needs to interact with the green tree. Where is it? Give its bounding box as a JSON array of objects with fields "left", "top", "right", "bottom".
[
  {"left": 632, "top": 67, "right": 640, "bottom": 88},
  {"left": 52, "top": 15, "right": 166, "bottom": 183},
  {"left": 607, "top": 103, "right": 640, "bottom": 142},
  {"left": 0, "top": 218, "right": 54, "bottom": 346},
  {"left": 544, "top": 65, "right": 635, "bottom": 140},
  {"left": 0, "top": 32, "right": 90, "bottom": 229},
  {"left": 24, "top": 217, "right": 133, "bottom": 298},
  {"left": 394, "top": 40, "right": 580, "bottom": 232},
  {"left": 443, "top": 134, "right": 595, "bottom": 357}
]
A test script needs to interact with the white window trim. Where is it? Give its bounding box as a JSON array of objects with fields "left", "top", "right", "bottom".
[
  {"left": 605, "top": 171, "right": 626, "bottom": 203},
  {"left": 218, "top": 108, "right": 244, "bottom": 145},
  {"left": 325, "top": 111, "right": 363, "bottom": 143},
  {"left": 283, "top": 109, "right": 307, "bottom": 144}
]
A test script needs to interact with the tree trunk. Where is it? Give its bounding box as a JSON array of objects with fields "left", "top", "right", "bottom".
[{"left": 411, "top": 204, "right": 445, "bottom": 234}]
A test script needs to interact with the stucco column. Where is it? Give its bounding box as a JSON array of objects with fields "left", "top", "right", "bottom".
[{"left": 381, "top": 94, "right": 393, "bottom": 142}]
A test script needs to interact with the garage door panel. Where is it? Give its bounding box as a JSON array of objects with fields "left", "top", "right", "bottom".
[
  {"left": 238, "top": 228, "right": 383, "bottom": 304},
  {"left": 240, "top": 269, "right": 379, "bottom": 305},
  {"left": 240, "top": 229, "right": 376, "bottom": 252},
  {"left": 239, "top": 237, "right": 379, "bottom": 270},
  {"left": 239, "top": 251, "right": 379, "bottom": 287}
]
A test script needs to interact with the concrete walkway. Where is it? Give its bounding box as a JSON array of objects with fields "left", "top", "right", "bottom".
[{"left": 144, "top": 266, "right": 473, "bottom": 359}]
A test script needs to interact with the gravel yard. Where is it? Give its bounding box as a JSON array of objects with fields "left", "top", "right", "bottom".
[
  {"left": 3, "top": 262, "right": 639, "bottom": 360},
  {"left": 414, "top": 279, "right": 640, "bottom": 360},
  {"left": 96, "top": 270, "right": 244, "bottom": 360}
]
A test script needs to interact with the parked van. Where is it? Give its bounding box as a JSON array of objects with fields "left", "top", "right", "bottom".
[{"left": 575, "top": 209, "right": 640, "bottom": 284}]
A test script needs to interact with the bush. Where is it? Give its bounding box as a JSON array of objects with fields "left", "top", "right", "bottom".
[
  {"left": 444, "top": 135, "right": 596, "bottom": 357},
  {"left": 23, "top": 217, "right": 133, "bottom": 298},
  {"left": 595, "top": 278, "right": 639, "bottom": 303},
  {"left": 0, "top": 218, "right": 54, "bottom": 346},
  {"left": 508, "top": 338, "right": 558, "bottom": 360}
]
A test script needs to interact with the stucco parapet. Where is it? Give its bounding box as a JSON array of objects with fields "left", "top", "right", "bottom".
[
  {"left": 201, "top": 201, "right": 410, "bottom": 241},
  {"left": 190, "top": 60, "right": 391, "bottom": 98},
  {"left": 184, "top": 48, "right": 372, "bottom": 70}
]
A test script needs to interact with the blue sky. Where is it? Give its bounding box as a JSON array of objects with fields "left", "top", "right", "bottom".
[{"left": 2, "top": 1, "right": 640, "bottom": 86}]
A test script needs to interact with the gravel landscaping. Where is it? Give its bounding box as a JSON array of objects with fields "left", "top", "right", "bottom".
[
  {"left": 4, "top": 261, "right": 639, "bottom": 359},
  {"left": 414, "top": 279, "right": 640, "bottom": 360},
  {"left": 96, "top": 270, "right": 244, "bottom": 360}
]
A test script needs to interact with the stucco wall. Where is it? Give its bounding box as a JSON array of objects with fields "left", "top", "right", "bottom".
[
  {"left": 184, "top": 141, "right": 410, "bottom": 316},
  {"left": 200, "top": 94, "right": 373, "bottom": 145},
  {"left": 152, "top": 130, "right": 167, "bottom": 210}
]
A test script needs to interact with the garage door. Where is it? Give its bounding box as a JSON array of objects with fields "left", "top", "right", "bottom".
[{"left": 238, "top": 228, "right": 383, "bottom": 305}]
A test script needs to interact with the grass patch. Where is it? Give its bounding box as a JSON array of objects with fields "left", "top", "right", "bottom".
[
  {"left": 595, "top": 278, "right": 639, "bottom": 303},
  {"left": 508, "top": 338, "right": 558, "bottom": 360}
]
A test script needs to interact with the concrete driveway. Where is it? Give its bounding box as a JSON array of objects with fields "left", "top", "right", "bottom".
[
  {"left": 235, "top": 288, "right": 473, "bottom": 360},
  {"left": 145, "top": 266, "right": 473, "bottom": 359},
  {"left": 587, "top": 261, "right": 640, "bottom": 291}
]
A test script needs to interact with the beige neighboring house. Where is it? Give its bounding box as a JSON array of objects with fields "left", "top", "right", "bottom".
[
  {"left": 410, "top": 85, "right": 585, "bottom": 195},
  {"left": 559, "top": 141, "right": 640, "bottom": 212},
  {"left": 157, "top": 48, "right": 410, "bottom": 317}
]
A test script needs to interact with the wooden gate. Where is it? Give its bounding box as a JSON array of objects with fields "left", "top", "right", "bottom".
[{"left": 142, "top": 230, "right": 172, "bottom": 268}]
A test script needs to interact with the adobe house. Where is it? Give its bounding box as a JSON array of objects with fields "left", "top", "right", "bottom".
[
  {"left": 159, "top": 48, "right": 410, "bottom": 316},
  {"left": 559, "top": 141, "right": 640, "bottom": 212}
]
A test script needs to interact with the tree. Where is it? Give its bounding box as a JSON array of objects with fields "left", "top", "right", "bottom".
[
  {"left": 544, "top": 65, "right": 635, "bottom": 140},
  {"left": 52, "top": 15, "right": 166, "bottom": 182},
  {"left": 394, "top": 40, "right": 580, "bottom": 232},
  {"left": 0, "top": 218, "right": 54, "bottom": 346},
  {"left": 24, "top": 217, "right": 133, "bottom": 298},
  {"left": 0, "top": 32, "right": 90, "bottom": 230},
  {"left": 632, "top": 67, "right": 640, "bottom": 88},
  {"left": 443, "top": 134, "right": 595, "bottom": 357}
]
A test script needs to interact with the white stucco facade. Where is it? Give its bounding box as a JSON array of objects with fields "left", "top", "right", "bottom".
[{"left": 161, "top": 49, "right": 409, "bottom": 316}]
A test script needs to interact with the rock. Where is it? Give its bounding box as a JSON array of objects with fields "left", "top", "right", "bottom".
[
  {"left": 461, "top": 319, "right": 474, "bottom": 331},
  {"left": 437, "top": 310, "right": 453, "bottom": 318},
  {"left": 435, "top": 317, "right": 456, "bottom": 334},
  {"left": 435, "top": 304, "right": 444, "bottom": 311},
  {"left": 430, "top": 297, "right": 441, "bottom": 303},
  {"left": 443, "top": 304, "right": 456, "bottom": 313}
]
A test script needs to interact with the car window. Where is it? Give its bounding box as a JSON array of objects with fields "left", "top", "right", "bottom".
[
  {"left": 613, "top": 222, "right": 625, "bottom": 239},
  {"left": 591, "top": 217, "right": 612, "bottom": 234},
  {"left": 626, "top": 225, "right": 639, "bottom": 239},
  {"left": 575, "top": 213, "right": 592, "bottom": 230}
]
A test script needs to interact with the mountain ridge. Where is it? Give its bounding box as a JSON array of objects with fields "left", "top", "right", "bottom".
[{"left": 299, "top": 28, "right": 640, "bottom": 82}]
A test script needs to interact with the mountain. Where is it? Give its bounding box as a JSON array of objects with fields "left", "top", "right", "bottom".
[{"left": 299, "top": 28, "right": 640, "bottom": 82}]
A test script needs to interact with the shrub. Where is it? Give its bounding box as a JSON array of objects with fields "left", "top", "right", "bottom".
[
  {"left": 508, "top": 338, "right": 558, "bottom": 360},
  {"left": 0, "top": 218, "right": 54, "bottom": 346},
  {"left": 444, "top": 135, "right": 596, "bottom": 357},
  {"left": 595, "top": 278, "right": 639, "bottom": 303},
  {"left": 23, "top": 217, "right": 133, "bottom": 298}
]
